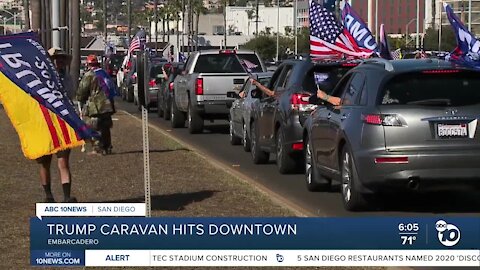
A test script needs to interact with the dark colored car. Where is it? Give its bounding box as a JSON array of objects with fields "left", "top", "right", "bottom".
[
  {"left": 229, "top": 72, "right": 273, "bottom": 152},
  {"left": 250, "top": 59, "right": 358, "bottom": 174},
  {"left": 303, "top": 58, "right": 480, "bottom": 211},
  {"left": 157, "top": 62, "right": 184, "bottom": 120}
]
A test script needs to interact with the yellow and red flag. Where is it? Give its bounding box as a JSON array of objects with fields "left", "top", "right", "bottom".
[{"left": 0, "top": 32, "right": 97, "bottom": 160}]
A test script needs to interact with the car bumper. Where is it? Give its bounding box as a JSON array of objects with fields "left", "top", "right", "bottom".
[
  {"left": 196, "top": 100, "right": 232, "bottom": 119},
  {"left": 281, "top": 114, "right": 305, "bottom": 155},
  {"left": 355, "top": 149, "right": 480, "bottom": 192}
]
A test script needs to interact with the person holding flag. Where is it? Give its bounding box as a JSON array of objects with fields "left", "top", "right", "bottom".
[
  {"left": 35, "top": 48, "right": 78, "bottom": 203},
  {"left": 0, "top": 32, "right": 98, "bottom": 203},
  {"left": 77, "top": 55, "right": 117, "bottom": 155}
]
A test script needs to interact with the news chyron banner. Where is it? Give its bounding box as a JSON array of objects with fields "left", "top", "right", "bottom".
[{"left": 30, "top": 207, "right": 480, "bottom": 267}]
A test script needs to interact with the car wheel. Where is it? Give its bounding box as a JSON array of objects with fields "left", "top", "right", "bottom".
[
  {"left": 163, "top": 98, "right": 171, "bottom": 120},
  {"left": 157, "top": 94, "right": 164, "bottom": 118},
  {"left": 305, "top": 136, "right": 330, "bottom": 191},
  {"left": 127, "top": 87, "right": 134, "bottom": 102},
  {"left": 341, "top": 146, "right": 369, "bottom": 211},
  {"left": 276, "top": 128, "right": 298, "bottom": 174},
  {"left": 121, "top": 86, "right": 127, "bottom": 101},
  {"left": 242, "top": 122, "right": 251, "bottom": 152},
  {"left": 250, "top": 121, "right": 269, "bottom": 164},
  {"left": 170, "top": 100, "right": 185, "bottom": 128},
  {"left": 229, "top": 118, "right": 241, "bottom": 145},
  {"left": 187, "top": 101, "right": 204, "bottom": 134}
]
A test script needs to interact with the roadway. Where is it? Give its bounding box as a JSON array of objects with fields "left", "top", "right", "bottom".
[{"left": 118, "top": 100, "right": 480, "bottom": 217}]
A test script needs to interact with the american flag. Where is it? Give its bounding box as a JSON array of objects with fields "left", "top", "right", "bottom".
[
  {"left": 309, "top": 0, "right": 372, "bottom": 59},
  {"left": 239, "top": 59, "right": 258, "bottom": 73},
  {"left": 128, "top": 36, "right": 145, "bottom": 55},
  {"left": 391, "top": 48, "right": 402, "bottom": 60}
]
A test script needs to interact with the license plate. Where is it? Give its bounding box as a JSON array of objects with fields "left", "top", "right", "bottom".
[{"left": 437, "top": 123, "right": 468, "bottom": 137}]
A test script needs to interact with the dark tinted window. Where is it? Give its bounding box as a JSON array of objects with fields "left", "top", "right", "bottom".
[
  {"left": 149, "top": 65, "right": 163, "bottom": 79},
  {"left": 303, "top": 65, "right": 353, "bottom": 94},
  {"left": 342, "top": 73, "right": 365, "bottom": 106},
  {"left": 380, "top": 72, "right": 480, "bottom": 106},
  {"left": 194, "top": 53, "right": 262, "bottom": 73}
]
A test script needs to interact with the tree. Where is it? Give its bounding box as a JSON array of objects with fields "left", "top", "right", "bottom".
[
  {"left": 423, "top": 26, "right": 456, "bottom": 52},
  {"left": 193, "top": 0, "right": 207, "bottom": 49}
]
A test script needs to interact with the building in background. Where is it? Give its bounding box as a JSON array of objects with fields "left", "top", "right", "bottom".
[
  {"left": 436, "top": 0, "right": 480, "bottom": 35},
  {"left": 350, "top": 0, "right": 427, "bottom": 35}
]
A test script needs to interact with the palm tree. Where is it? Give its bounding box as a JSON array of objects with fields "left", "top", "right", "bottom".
[
  {"left": 246, "top": 8, "right": 254, "bottom": 35},
  {"left": 193, "top": 0, "right": 207, "bottom": 50}
]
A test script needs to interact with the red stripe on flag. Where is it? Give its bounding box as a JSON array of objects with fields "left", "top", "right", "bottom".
[
  {"left": 39, "top": 105, "right": 60, "bottom": 148},
  {"left": 56, "top": 115, "right": 72, "bottom": 145}
]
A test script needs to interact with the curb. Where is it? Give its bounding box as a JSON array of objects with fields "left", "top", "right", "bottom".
[{"left": 120, "top": 110, "right": 312, "bottom": 218}]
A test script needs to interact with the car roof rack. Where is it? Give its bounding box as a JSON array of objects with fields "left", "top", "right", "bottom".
[{"left": 361, "top": 58, "right": 394, "bottom": 72}]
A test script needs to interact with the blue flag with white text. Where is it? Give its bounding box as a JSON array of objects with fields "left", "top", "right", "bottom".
[
  {"left": 341, "top": 1, "right": 378, "bottom": 54},
  {"left": 444, "top": 3, "right": 480, "bottom": 68}
]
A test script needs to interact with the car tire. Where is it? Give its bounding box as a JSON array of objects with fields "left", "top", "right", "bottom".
[
  {"left": 170, "top": 100, "right": 185, "bottom": 128},
  {"left": 242, "top": 121, "right": 251, "bottom": 152},
  {"left": 276, "top": 128, "right": 298, "bottom": 174},
  {"left": 127, "top": 88, "right": 134, "bottom": 102},
  {"left": 304, "top": 136, "right": 330, "bottom": 191},
  {"left": 250, "top": 121, "right": 269, "bottom": 164},
  {"left": 187, "top": 101, "right": 203, "bottom": 134},
  {"left": 163, "top": 99, "right": 171, "bottom": 120},
  {"left": 229, "top": 119, "right": 241, "bottom": 145},
  {"left": 157, "top": 93, "right": 164, "bottom": 118},
  {"left": 341, "top": 146, "right": 369, "bottom": 211},
  {"left": 121, "top": 86, "right": 127, "bottom": 101}
]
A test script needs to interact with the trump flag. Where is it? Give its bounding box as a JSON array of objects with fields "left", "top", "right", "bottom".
[
  {"left": 0, "top": 32, "right": 97, "bottom": 160},
  {"left": 341, "top": 1, "right": 377, "bottom": 55},
  {"left": 444, "top": 3, "right": 480, "bottom": 68}
]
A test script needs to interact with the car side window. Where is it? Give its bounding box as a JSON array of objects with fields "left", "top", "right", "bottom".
[
  {"left": 342, "top": 73, "right": 365, "bottom": 106},
  {"left": 268, "top": 66, "right": 284, "bottom": 89},
  {"left": 275, "top": 65, "right": 293, "bottom": 90},
  {"left": 331, "top": 73, "right": 353, "bottom": 98}
]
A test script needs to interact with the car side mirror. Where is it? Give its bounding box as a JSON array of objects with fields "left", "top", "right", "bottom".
[
  {"left": 226, "top": 91, "right": 240, "bottom": 99},
  {"left": 251, "top": 88, "right": 261, "bottom": 99}
]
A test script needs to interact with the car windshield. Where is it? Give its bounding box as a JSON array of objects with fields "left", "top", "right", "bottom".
[
  {"left": 380, "top": 71, "right": 480, "bottom": 106},
  {"left": 303, "top": 65, "right": 353, "bottom": 94},
  {"left": 194, "top": 53, "right": 262, "bottom": 73}
]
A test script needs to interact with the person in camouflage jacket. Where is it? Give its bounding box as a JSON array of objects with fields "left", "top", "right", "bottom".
[{"left": 77, "top": 54, "right": 116, "bottom": 155}]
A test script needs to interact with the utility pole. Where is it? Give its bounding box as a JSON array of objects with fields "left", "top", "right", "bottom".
[
  {"left": 24, "top": 0, "right": 31, "bottom": 30},
  {"left": 294, "top": 0, "right": 297, "bottom": 55},
  {"left": 181, "top": 0, "right": 185, "bottom": 54},
  {"left": 31, "top": 0, "right": 40, "bottom": 32},
  {"left": 127, "top": 0, "right": 131, "bottom": 40},
  {"left": 70, "top": 0, "right": 80, "bottom": 91},
  {"left": 416, "top": 0, "right": 420, "bottom": 49},
  {"left": 103, "top": 0, "right": 107, "bottom": 45},
  {"left": 255, "top": 0, "right": 259, "bottom": 36},
  {"left": 223, "top": 0, "right": 227, "bottom": 48},
  {"left": 276, "top": 0, "right": 279, "bottom": 61},
  {"left": 154, "top": 0, "right": 158, "bottom": 53},
  {"left": 52, "top": 0, "right": 60, "bottom": 48}
]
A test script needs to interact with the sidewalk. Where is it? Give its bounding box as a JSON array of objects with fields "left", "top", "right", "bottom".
[{"left": 0, "top": 109, "right": 296, "bottom": 269}]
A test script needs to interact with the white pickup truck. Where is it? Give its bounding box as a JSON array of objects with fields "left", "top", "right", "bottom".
[{"left": 171, "top": 49, "right": 266, "bottom": 133}]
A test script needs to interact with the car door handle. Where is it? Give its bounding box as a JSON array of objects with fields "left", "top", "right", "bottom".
[
  {"left": 341, "top": 113, "right": 349, "bottom": 121},
  {"left": 327, "top": 113, "right": 332, "bottom": 119}
]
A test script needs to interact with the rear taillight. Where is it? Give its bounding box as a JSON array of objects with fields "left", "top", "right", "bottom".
[
  {"left": 292, "top": 142, "right": 303, "bottom": 150},
  {"left": 169, "top": 82, "right": 174, "bottom": 92},
  {"left": 342, "top": 63, "right": 358, "bottom": 67},
  {"left": 374, "top": 157, "right": 408, "bottom": 164},
  {"left": 362, "top": 114, "right": 404, "bottom": 126},
  {"left": 422, "top": 70, "right": 460, "bottom": 74},
  {"left": 219, "top": 49, "right": 236, "bottom": 54},
  {"left": 291, "top": 93, "right": 314, "bottom": 111},
  {"left": 195, "top": 78, "right": 203, "bottom": 95},
  {"left": 148, "top": 79, "right": 156, "bottom": 87}
]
